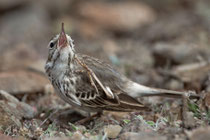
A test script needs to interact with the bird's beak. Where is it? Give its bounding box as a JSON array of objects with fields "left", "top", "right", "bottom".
[{"left": 58, "top": 23, "right": 67, "bottom": 48}]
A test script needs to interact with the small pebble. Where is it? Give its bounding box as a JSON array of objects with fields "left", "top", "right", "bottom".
[{"left": 104, "top": 125, "right": 122, "bottom": 139}]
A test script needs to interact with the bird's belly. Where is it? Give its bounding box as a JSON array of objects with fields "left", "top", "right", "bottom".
[
  {"left": 52, "top": 77, "right": 80, "bottom": 107},
  {"left": 54, "top": 87, "right": 80, "bottom": 107}
]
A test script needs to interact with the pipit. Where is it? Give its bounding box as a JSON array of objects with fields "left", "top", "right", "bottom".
[{"left": 45, "top": 23, "right": 199, "bottom": 113}]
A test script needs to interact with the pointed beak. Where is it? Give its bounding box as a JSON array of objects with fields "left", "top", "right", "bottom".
[{"left": 58, "top": 23, "right": 67, "bottom": 48}]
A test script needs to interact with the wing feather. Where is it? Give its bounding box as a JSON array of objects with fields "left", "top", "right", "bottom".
[{"left": 75, "top": 54, "right": 148, "bottom": 111}]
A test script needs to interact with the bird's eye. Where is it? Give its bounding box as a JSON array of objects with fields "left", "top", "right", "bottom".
[{"left": 49, "top": 42, "right": 54, "bottom": 48}]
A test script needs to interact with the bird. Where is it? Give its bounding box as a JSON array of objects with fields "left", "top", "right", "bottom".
[{"left": 45, "top": 23, "right": 199, "bottom": 113}]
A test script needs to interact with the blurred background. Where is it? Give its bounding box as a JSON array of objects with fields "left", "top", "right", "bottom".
[
  {"left": 1, "top": 0, "right": 210, "bottom": 90},
  {"left": 0, "top": 0, "right": 210, "bottom": 90},
  {"left": 0, "top": 0, "right": 210, "bottom": 139},
  {"left": 0, "top": 0, "right": 210, "bottom": 105}
]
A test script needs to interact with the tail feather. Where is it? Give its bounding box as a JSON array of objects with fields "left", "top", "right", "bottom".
[
  {"left": 140, "top": 88, "right": 200, "bottom": 99},
  {"left": 125, "top": 81, "right": 200, "bottom": 99}
]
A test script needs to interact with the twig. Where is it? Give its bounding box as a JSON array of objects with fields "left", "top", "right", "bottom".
[
  {"left": 75, "top": 113, "right": 101, "bottom": 125},
  {"left": 39, "top": 109, "right": 59, "bottom": 127},
  {"left": 181, "top": 92, "right": 188, "bottom": 129},
  {"left": 173, "top": 61, "right": 210, "bottom": 73}
]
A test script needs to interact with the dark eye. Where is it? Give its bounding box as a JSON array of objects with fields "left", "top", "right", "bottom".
[{"left": 49, "top": 42, "right": 54, "bottom": 48}]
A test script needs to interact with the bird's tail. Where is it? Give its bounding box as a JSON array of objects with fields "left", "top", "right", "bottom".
[
  {"left": 139, "top": 87, "right": 200, "bottom": 99},
  {"left": 125, "top": 81, "right": 200, "bottom": 99}
]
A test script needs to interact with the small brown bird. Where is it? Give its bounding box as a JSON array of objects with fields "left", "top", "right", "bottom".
[{"left": 45, "top": 23, "right": 198, "bottom": 113}]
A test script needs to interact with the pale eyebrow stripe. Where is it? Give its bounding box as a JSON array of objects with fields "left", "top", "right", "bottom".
[
  {"left": 49, "top": 34, "right": 59, "bottom": 42},
  {"left": 49, "top": 36, "right": 54, "bottom": 42}
]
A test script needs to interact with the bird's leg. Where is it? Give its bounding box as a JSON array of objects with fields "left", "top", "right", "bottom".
[{"left": 75, "top": 112, "right": 102, "bottom": 125}]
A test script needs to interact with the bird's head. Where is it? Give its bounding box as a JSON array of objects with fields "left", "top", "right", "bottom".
[
  {"left": 46, "top": 23, "right": 75, "bottom": 63},
  {"left": 45, "top": 23, "right": 75, "bottom": 73}
]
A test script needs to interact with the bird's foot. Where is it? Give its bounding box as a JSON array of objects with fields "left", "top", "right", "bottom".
[{"left": 75, "top": 112, "right": 102, "bottom": 125}]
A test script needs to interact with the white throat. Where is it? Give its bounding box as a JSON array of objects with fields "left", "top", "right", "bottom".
[{"left": 46, "top": 46, "right": 75, "bottom": 80}]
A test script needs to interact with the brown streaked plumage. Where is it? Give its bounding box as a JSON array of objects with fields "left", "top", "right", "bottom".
[{"left": 45, "top": 23, "right": 199, "bottom": 113}]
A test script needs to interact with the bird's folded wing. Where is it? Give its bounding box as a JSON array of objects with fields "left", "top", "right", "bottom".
[
  {"left": 75, "top": 55, "right": 148, "bottom": 111},
  {"left": 77, "top": 54, "right": 127, "bottom": 89}
]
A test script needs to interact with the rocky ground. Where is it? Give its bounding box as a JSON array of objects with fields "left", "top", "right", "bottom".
[{"left": 0, "top": 0, "right": 210, "bottom": 139}]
